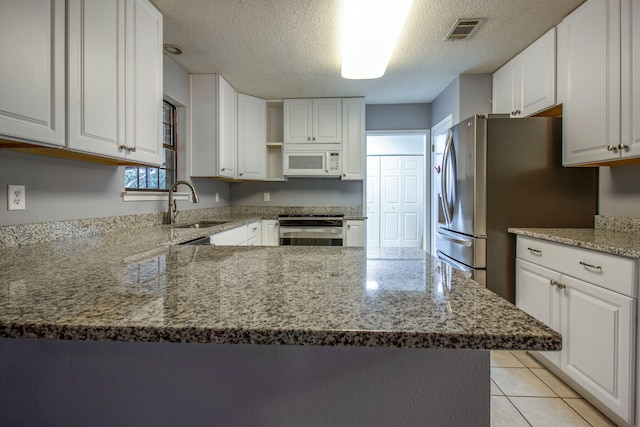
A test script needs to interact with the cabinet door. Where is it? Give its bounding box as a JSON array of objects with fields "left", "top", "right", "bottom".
[
  {"left": 520, "top": 28, "right": 556, "bottom": 117},
  {"left": 345, "top": 220, "right": 365, "bottom": 247},
  {"left": 620, "top": 0, "right": 640, "bottom": 160},
  {"left": 515, "top": 259, "right": 561, "bottom": 366},
  {"left": 261, "top": 220, "right": 279, "bottom": 246},
  {"left": 0, "top": 0, "right": 65, "bottom": 146},
  {"left": 491, "top": 58, "right": 518, "bottom": 115},
  {"left": 238, "top": 94, "right": 266, "bottom": 180},
  {"left": 561, "top": 274, "right": 635, "bottom": 423},
  {"left": 283, "top": 99, "right": 312, "bottom": 143},
  {"left": 559, "top": 0, "right": 622, "bottom": 166},
  {"left": 218, "top": 76, "right": 237, "bottom": 178},
  {"left": 341, "top": 98, "right": 365, "bottom": 180},
  {"left": 125, "top": 0, "right": 163, "bottom": 165},
  {"left": 312, "top": 98, "right": 342, "bottom": 143},
  {"left": 67, "top": 0, "right": 125, "bottom": 157}
]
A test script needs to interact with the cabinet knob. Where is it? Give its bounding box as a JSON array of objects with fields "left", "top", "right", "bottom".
[
  {"left": 239, "top": 172, "right": 244, "bottom": 176},
  {"left": 130, "top": 146, "right": 136, "bottom": 153},
  {"left": 549, "top": 279, "right": 566, "bottom": 290},
  {"left": 618, "top": 143, "right": 629, "bottom": 150},
  {"left": 312, "top": 137, "right": 316, "bottom": 141},
  {"left": 307, "top": 137, "right": 311, "bottom": 141},
  {"left": 607, "top": 144, "right": 618, "bottom": 152},
  {"left": 221, "top": 168, "right": 225, "bottom": 172}
]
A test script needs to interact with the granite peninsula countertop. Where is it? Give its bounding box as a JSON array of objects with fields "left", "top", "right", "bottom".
[
  {"left": 509, "top": 227, "right": 640, "bottom": 259},
  {"left": 0, "top": 221, "right": 560, "bottom": 350}
]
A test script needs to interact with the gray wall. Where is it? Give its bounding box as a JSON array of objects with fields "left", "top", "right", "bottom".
[
  {"left": 430, "top": 74, "right": 492, "bottom": 126},
  {"left": 366, "top": 103, "right": 431, "bottom": 130},
  {"left": 0, "top": 56, "right": 229, "bottom": 226},
  {"left": 230, "top": 180, "right": 363, "bottom": 207},
  {"left": 599, "top": 164, "right": 640, "bottom": 216}
]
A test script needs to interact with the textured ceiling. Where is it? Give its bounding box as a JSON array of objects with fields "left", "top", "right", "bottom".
[{"left": 150, "top": 0, "right": 585, "bottom": 104}]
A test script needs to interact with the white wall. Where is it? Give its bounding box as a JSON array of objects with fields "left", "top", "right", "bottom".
[{"left": 0, "top": 56, "right": 229, "bottom": 226}]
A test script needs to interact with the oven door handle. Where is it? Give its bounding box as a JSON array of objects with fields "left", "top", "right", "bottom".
[{"left": 279, "top": 227, "right": 343, "bottom": 234}]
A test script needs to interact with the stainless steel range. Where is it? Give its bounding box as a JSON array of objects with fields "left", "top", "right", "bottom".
[{"left": 278, "top": 214, "right": 344, "bottom": 246}]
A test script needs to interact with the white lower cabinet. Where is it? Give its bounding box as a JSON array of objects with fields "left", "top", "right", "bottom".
[
  {"left": 246, "top": 221, "right": 262, "bottom": 246},
  {"left": 261, "top": 220, "right": 279, "bottom": 246},
  {"left": 210, "top": 225, "right": 248, "bottom": 246},
  {"left": 344, "top": 220, "right": 365, "bottom": 247},
  {"left": 515, "top": 236, "right": 636, "bottom": 425}
]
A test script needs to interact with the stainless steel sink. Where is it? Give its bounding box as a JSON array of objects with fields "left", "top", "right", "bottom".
[{"left": 173, "top": 220, "right": 230, "bottom": 229}]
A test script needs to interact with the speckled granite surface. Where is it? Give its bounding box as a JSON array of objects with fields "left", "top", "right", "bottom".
[
  {"left": 0, "top": 206, "right": 364, "bottom": 248},
  {"left": 0, "top": 224, "right": 560, "bottom": 350},
  {"left": 508, "top": 227, "right": 640, "bottom": 259}
]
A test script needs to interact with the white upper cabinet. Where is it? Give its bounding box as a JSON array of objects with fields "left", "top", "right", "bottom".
[
  {"left": 67, "top": 0, "right": 124, "bottom": 157},
  {"left": 0, "top": 0, "right": 66, "bottom": 147},
  {"left": 237, "top": 93, "right": 267, "bottom": 180},
  {"left": 125, "top": 0, "right": 164, "bottom": 165},
  {"left": 620, "top": 0, "right": 640, "bottom": 162},
  {"left": 559, "top": 0, "right": 640, "bottom": 166},
  {"left": 341, "top": 98, "right": 365, "bottom": 180},
  {"left": 191, "top": 74, "right": 238, "bottom": 179},
  {"left": 284, "top": 98, "right": 342, "bottom": 144},
  {"left": 1, "top": 0, "right": 162, "bottom": 165},
  {"left": 68, "top": 0, "right": 164, "bottom": 165},
  {"left": 492, "top": 28, "right": 556, "bottom": 117}
]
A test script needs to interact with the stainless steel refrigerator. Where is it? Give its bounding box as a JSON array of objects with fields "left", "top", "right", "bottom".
[{"left": 435, "top": 115, "right": 597, "bottom": 303}]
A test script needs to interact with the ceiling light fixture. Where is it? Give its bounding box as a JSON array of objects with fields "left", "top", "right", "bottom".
[{"left": 341, "top": 0, "right": 414, "bottom": 80}]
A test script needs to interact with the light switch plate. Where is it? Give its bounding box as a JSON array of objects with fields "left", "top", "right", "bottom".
[{"left": 7, "top": 185, "right": 25, "bottom": 211}]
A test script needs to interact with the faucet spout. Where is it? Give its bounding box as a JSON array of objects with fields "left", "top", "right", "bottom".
[{"left": 167, "top": 181, "right": 200, "bottom": 225}]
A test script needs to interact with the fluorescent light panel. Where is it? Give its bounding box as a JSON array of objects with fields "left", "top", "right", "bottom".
[{"left": 341, "top": 0, "right": 414, "bottom": 79}]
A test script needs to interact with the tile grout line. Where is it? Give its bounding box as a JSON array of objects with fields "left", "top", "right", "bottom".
[{"left": 509, "top": 351, "right": 598, "bottom": 427}]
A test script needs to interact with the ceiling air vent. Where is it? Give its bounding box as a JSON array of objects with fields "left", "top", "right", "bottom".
[{"left": 444, "top": 18, "right": 485, "bottom": 41}]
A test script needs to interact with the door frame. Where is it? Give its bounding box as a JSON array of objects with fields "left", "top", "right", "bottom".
[{"left": 364, "top": 129, "right": 430, "bottom": 249}]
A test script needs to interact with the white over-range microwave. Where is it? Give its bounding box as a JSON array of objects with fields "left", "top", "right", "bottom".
[{"left": 283, "top": 150, "right": 342, "bottom": 177}]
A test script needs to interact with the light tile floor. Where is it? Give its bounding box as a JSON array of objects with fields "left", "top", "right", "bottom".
[{"left": 490, "top": 350, "right": 617, "bottom": 427}]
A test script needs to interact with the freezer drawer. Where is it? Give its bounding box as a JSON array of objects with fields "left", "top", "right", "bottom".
[
  {"left": 436, "top": 228, "right": 486, "bottom": 269},
  {"left": 436, "top": 250, "right": 487, "bottom": 287}
]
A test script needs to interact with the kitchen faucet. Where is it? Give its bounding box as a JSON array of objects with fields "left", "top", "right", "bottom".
[{"left": 166, "top": 180, "right": 200, "bottom": 225}]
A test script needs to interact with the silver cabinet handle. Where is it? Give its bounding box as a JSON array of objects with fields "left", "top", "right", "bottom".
[
  {"left": 118, "top": 144, "right": 136, "bottom": 152},
  {"left": 550, "top": 279, "right": 566, "bottom": 290},
  {"left": 579, "top": 261, "right": 602, "bottom": 271},
  {"left": 527, "top": 247, "right": 542, "bottom": 255},
  {"left": 618, "top": 143, "right": 629, "bottom": 150},
  {"left": 607, "top": 144, "right": 618, "bottom": 151}
]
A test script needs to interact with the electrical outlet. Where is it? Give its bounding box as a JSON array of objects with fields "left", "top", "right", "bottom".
[
  {"left": 215, "top": 192, "right": 219, "bottom": 202},
  {"left": 7, "top": 185, "right": 25, "bottom": 211},
  {"left": 264, "top": 192, "right": 270, "bottom": 202}
]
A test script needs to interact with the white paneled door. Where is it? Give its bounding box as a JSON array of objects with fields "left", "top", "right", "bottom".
[{"left": 368, "top": 155, "right": 424, "bottom": 247}]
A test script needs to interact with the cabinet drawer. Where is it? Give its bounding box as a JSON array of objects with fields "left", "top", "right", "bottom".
[
  {"left": 517, "top": 236, "right": 636, "bottom": 297},
  {"left": 247, "top": 222, "right": 261, "bottom": 239}
]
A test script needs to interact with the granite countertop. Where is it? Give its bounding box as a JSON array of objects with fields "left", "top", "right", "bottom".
[
  {"left": 508, "top": 227, "right": 640, "bottom": 259},
  {"left": 0, "top": 221, "right": 560, "bottom": 350}
]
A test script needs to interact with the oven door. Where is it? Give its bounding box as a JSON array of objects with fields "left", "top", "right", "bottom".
[{"left": 279, "top": 226, "right": 343, "bottom": 246}]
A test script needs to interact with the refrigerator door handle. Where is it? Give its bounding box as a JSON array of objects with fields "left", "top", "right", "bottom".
[{"left": 440, "top": 130, "right": 454, "bottom": 225}]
